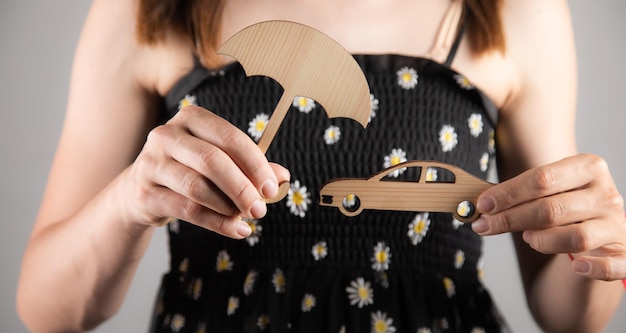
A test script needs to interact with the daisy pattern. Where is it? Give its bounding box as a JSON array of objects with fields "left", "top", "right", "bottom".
[
  {"left": 480, "top": 152, "right": 490, "bottom": 172},
  {"left": 170, "top": 314, "right": 186, "bottom": 332},
  {"left": 488, "top": 129, "right": 496, "bottom": 153},
  {"left": 451, "top": 217, "right": 463, "bottom": 230},
  {"left": 216, "top": 250, "right": 233, "bottom": 272},
  {"left": 477, "top": 256, "right": 485, "bottom": 280},
  {"left": 425, "top": 167, "right": 438, "bottom": 181},
  {"left": 443, "top": 277, "right": 456, "bottom": 298},
  {"left": 454, "top": 74, "right": 474, "bottom": 90},
  {"left": 346, "top": 277, "right": 374, "bottom": 308},
  {"left": 371, "top": 311, "right": 397, "bottom": 333},
  {"left": 243, "top": 270, "right": 258, "bottom": 296},
  {"left": 438, "top": 125, "right": 458, "bottom": 152},
  {"left": 383, "top": 148, "right": 408, "bottom": 177},
  {"left": 179, "top": 257, "right": 189, "bottom": 273},
  {"left": 375, "top": 271, "right": 390, "bottom": 289},
  {"left": 339, "top": 325, "right": 346, "bottom": 333},
  {"left": 396, "top": 66, "right": 418, "bottom": 89},
  {"left": 311, "top": 241, "right": 328, "bottom": 261},
  {"left": 417, "top": 328, "right": 432, "bottom": 333},
  {"left": 257, "top": 314, "right": 270, "bottom": 331},
  {"left": 247, "top": 113, "right": 269, "bottom": 142},
  {"left": 178, "top": 94, "right": 197, "bottom": 110},
  {"left": 301, "top": 293, "right": 316, "bottom": 312},
  {"left": 287, "top": 180, "right": 311, "bottom": 218},
  {"left": 454, "top": 249, "right": 465, "bottom": 269},
  {"left": 407, "top": 213, "right": 431, "bottom": 245},
  {"left": 226, "top": 296, "right": 239, "bottom": 316},
  {"left": 191, "top": 278, "right": 203, "bottom": 300},
  {"left": 369, "top": 93, "right": 379, "bottom": 124},
  {"left": 471, "top": 328, "right": 486, "bottom": 333},
  {"left": 272, "top": 268, "right": 286, "bottom": 293},
  {"left": 342, "top": 194, "right": 357, "bottom": 209},
  {"left": 371, "top": 242, "right": 391, "bottom": 272},
  {"left": 243, "top": 218, "right": 262, "bottom": 247},
  {"left": 468, "top": 113, "right": 484, "bottom": 137},
  {"left": 324, "top": 125, "right": 341, "bottom": 145},
  {"left": 293, "top": 96, "right": 316, "bottom": 113}
]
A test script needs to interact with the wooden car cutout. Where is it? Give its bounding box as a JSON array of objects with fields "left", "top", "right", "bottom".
[{"left": 319, "top": 161, "right": 494, "bottom": 222}]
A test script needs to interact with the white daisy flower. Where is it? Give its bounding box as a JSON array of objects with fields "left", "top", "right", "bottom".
[
  {"left": 443, "top": 277, "right": 456, "bottom": 298},
  {"left": 179, "top": 257, "right": 189, "bottom": 273},
  {"left": 339, "top": 325, "right": 346, "bottom": 333},
  {"left": 454, "top": 249, "right": 465, "bottom": 269},
  {"left": 311, "top": 241, "right": 328, "bottom": 261},
  {"left": 371, "top": 242, "right": 391, "bottom": 272},
  {"left": 287, "top": 180, "right": 311, "bottom": 218},
  {"left": 178, "top": 94, "right": 197, "bottom": 110},
  {"left": 293, "top": 96, "right": 316, "bottom": 113},
  {"left": 243, "top": 270, "right": 258, "bottom": 296},
  {"left": 468, "top": 113, "right": 484, "bottom": 137},
  {"left": 477, "top": 256, "right": 485, "bottom": 280},
  {"left": 346, "top": 277, "right": 374, "bottom": 308},
  {"left": 324, "top": 125, "right": 341, "bottom": 145},
  {"left": 301, "top": 293, "right": 316, "bottom": 312},
  {"left": 480, "top": 152, "right": 489, "bottom": 172},
  {"left": 226, "top": 296, "right": 239, "bottom": 316},
  {"left": 374, "top": 271, "right": 389, "bottom": 289},
  {"left": 436, "top": 318, "right": 450, "bottom": 330},
  {"left": 272, "top": 268, "right": 286, "bottom": 293},
  {"left": 407, "top": 213, "right": 431, "bottom": 245},
  {"left": 417, "top": 328, "right": 432, "bottom": 333},
  {"left": 369, "top": 94, "right": 379, "bottom": 124},
  {"left": 488, "top": 130, "right": 496, "bottom": 153},
  {"left": 454, "top": 74, "right": 474, "bottom": 90},
  {"left": 451, "top": 217, "right": 463, "bottom": 230},
  {"left": 471, "top": 328, "right": 486, "bottom": 333},
  {"left": 383, "top": 148, "right": 408, "bottom": 177},
  {"left": 257, "top": 314, "right": 270, "bottom": 331},
  {"left": 170, "top": 313, "right": 186, "bottom": 332},
  {"left": 439, "top": 125, "right": 458, "bottom": 152},
  {"left": 396, "top": 66, "right": 418, "bottom": 89},
  {"left": 370, "top": 311, "right": 397, "bottom": 333},
  {"left": 216, "top": 250, "right": 233, "bottom": 272},
  {"left": 248, "top": 113, "right": 269, "bottom": 142},
  {"left": 243, "top": 218, "right": 262, "bottom": 247},
  {"left": 191, "top": 278, "right": 202, "bottom": 300},
  {"left": 342, "top": 194, "right": 357, "bottom": 208},
  {"left": 425, "top": 167, "right": 438, "bottom": 182}
]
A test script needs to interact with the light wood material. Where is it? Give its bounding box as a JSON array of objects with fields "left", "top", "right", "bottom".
[
  {"left": 319, "top": 161, "right": 494, "bottom": 222},
  {"left": 218, "top": 20, "right": 372, "bottom": 203}
]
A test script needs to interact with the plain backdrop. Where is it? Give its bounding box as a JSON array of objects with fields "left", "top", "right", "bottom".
[{"left": 1, "top": 1, "right": 624, "bottom": 332}]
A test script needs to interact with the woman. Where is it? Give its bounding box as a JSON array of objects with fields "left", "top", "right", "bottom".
[{"left": 17, "top": 0, "right": 625, "bottom": 332}]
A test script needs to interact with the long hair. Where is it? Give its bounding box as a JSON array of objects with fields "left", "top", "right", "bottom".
[{"left": 136, "top": 0, "right": 505, "bottom": 67}]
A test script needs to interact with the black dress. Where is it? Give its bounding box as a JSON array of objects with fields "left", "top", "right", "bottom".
[{"left": 149, "top": 21, "right": 509, "bottom": 333}]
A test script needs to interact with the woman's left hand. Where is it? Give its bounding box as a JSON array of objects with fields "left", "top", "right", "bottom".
[{"left": 472, "top": 153, "right": 626, "bottom": 281}]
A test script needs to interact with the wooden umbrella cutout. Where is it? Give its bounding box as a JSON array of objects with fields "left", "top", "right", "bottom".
[{"left": 218, "top": 21, "right": 372, "bottom": 203}]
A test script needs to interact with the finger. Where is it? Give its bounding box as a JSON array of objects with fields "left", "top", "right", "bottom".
[
  {"left": 472, "top": 187, "right": 599, "bottom": 235},
  {"left": 572, "top": 254, "right": 626, "bottom": 281},
  {"left": 521, "top": 218, "right": 617, "bottom": 254},
  {"left": 145, "top": 155, "right": 239, "bottom": 217},
  {"left": 151, "top": 124, "right": 266, "bottom": 218},
  {"left": 477, "top": 154, "right": 606, "bottom": 214},
  {"left": 143, "top": 185, "right": 252, "bottom": 239},
  {"left": 176, "top": 106, "right": 279, "bottom": 199}
]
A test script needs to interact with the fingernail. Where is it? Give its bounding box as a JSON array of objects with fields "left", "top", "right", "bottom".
[
  {"left": 236, "top": 220, "right": 252, "bottom": 238},
  {"left": 472, "top": 217, "right": 489, "bottom": 234},
  {"left": 477, "top": 196, "right": 495, "bottom": 213},
  {"left": 250, "top": 199, "right": 267, "bottom": 218},
  {"left": 573, "top": 260, "right": 591, "bottom": 274},
  {"left": 262, "top": 179, "right": 278, "bottom": 199},
  {"left": 522, "top": 230, "right": 532, "bottom": 244}
]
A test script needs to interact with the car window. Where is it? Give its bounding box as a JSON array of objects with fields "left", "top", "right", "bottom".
[
  {"left": 381, "top": 166, "right": 421, "bottom": 182},
  {"left": 424, "top": 166, "right": 456, "bottom": 183}
]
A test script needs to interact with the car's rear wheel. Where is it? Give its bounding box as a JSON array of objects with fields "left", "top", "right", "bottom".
[
  {"left": 456, "top": 200, "right": 477, "bottom": 221},
  {"left": 339, "top": 194, "right": 362, "bottom": 216}
]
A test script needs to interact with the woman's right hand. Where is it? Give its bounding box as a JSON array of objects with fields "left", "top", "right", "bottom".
[{"left": 121, "top": 105, "right": 290, "bottom": 239}]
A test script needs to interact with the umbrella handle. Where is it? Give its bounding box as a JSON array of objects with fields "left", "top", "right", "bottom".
[{"left": 258, "top": 91, "right": 294, "bottom": 203}]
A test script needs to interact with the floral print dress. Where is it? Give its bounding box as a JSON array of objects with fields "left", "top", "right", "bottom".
[{"left": 151, "top": 27, "right": 508, "bottom": 333}]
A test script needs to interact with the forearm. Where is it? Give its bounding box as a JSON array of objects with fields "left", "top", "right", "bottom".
[
  {"left": 17, "top": 173, "right": 155, "bottom": 333},
  {"left": 516, "top": 237, "right": 624, "bottom": 333}
]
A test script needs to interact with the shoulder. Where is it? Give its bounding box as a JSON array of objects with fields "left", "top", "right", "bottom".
[{"left": 79, "top": 0, "right": 195, "bottom": 96}]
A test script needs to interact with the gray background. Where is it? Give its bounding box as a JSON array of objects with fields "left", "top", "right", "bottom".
[{"left": 1, "top": 1, "right": 624, "bottom": 332}]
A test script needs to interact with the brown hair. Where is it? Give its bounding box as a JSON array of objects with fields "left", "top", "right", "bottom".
[{"left": 136, "top": 0, "right": 505, "bottom": 67}]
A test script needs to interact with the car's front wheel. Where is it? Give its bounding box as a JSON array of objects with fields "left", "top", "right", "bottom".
[{"left": 338, "top": 194, "right": 363, "bottom": 217}]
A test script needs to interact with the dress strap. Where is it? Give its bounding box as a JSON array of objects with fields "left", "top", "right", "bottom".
[{"left": 426, "top": 0, "right": 465, "bottom": 66}]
